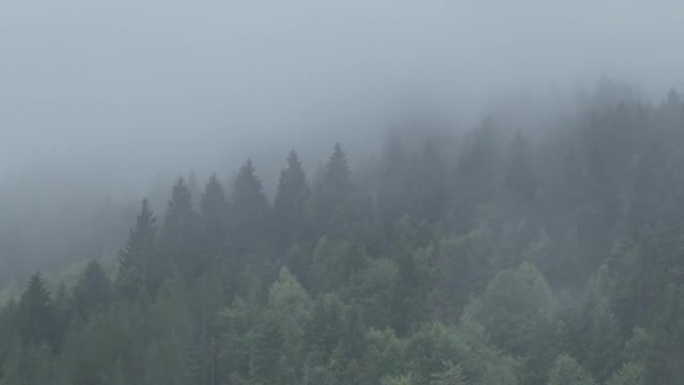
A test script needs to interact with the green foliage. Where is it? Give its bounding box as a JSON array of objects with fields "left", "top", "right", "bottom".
[
  {"left": 16, "top": 273, "right": 58, "bottom": 351},
  {"left": 430, "top": 361, "right": 465, "bottom": 385},
  {"left": 305, "top": 293, "right": 345, "bottom": 366},
  {"left": 345, "top": 258, "right": 398, "bottom": 329},
  {"left": 605, "top": 362, "right": 645, "bottom": 385},
  {"left": 5, "top": 88, "right": 684, "bottom": 385},
  {"left": 547, "top": 354, "right": 595, "bottom": 385},
  {"left": 310, "top": 144, "right": 354, "bottom": 234},
  {"left": 466, "top": 262, "right": 556, "bottom": 355},
  {"left": 200, "top": 173, "right": 229, "bottom": 249},
  {"left": 229, "top": 159, "right": 271, "bottom": 256},
  {"left": 117, "top": 198, "right": 158, "bottom": 297},
  {"left": 162, "top": 177, "right": 201, "bottom": 280},
  {"left": 71, "top": 260, "right": 112, "bottom": 318},
  {"left": 382, "top": 372, "right": 418, "bottom": 385},
  {"left": 1, "top": 343, "right": 58, "bottom": 385},
  {"left": 309, "top": 236, "right": 368, "bottom": 293},
  {"left": 274, "top": 150, "right": 309, "bottom": 248}
]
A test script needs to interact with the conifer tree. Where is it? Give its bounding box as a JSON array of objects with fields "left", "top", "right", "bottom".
[
  {"left": 547, "top": 354, "right": 596, "bottom": 385},
  {"left": 200, "top": 174, "right": 229, "bottom": 262},
  {"left": 505, "top": 130, "right": 537, "bottom": 208},
  {"left": 273, "top": 150, "right": 309, "bottom": 248},
  {"left": 311, "top": 144, "right": 353, "bottom": 232},
  {"left": 417, "top": 140, "right": 449, "bottom": 222},
  {"left": 162, "top": 177, "right": 200, "bottom": 278},
  {"left": 16, "top": 273, "right": 58, "bottom": 351},
  {"left": 117, "top": 198, "right": 157, "bottom": 297},
  {"left": 229, "top": 159, "right": 270, "bottom": 255},
  {"left": 71, "top": 260, "right": 112, "bottom": 318}
]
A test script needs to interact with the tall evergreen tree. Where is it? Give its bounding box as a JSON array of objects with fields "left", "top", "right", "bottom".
[
  {"left": 200, "top": 174, "right": 229, "bottom": 250},
  {"left": 505, "top": 130, "right": 537, "bottom": 208},
  {"left": 16, "top": 273, "right": 58, "bottom": 351},
  {"left": 311, "top": 144, "right": 354, "bottom": 233},
  {"left": 417, "top": 140, "right": 449, "bottom": 222},
  {"left": 117, "top": 198, "right": 157, "bottom": 297},
  {"left": 228, "top": 159, "right": 270, "bottom": 256},
  {"left": 273, "top": 150, "right": 309, "bottom": 248},
  {"left": 162, "top": 177, "right": 200, "bottom": 278},
  {"left": 71, "top": 260, "right": 112, "bottom": 319}
]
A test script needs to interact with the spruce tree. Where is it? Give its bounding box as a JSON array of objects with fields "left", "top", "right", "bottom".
[
  {"left": 547, "top": 354, "right": 596, "bottom": 385},
  {"left": 505, "top": 129, "right": 537, "bottom": 207},
  {"left": 229, "top": 159, "right": 270, "bottom": 256},
  {"left": 117, "top": 198, "right": 157, "bottom": 297},
  {"left": 311, "top": 144, "right": 353, "bottom": 233},
  {"left": 162, "top": 177, "right": 200, "bottom": 279},
  {"left": 71, "top": 260, "right": 112, "bottom": 318},
  {"left": 200, "top": 173, "right": 229, "bottom": 249},
  {"left": 417, "top": 140, "right": 449, "bottom": 222},
  {"left": 16, "top": 273, "right": 58, "bottom": 351},
  {"left": 273, "top": 150, "right": 308, "bottom": 248}
]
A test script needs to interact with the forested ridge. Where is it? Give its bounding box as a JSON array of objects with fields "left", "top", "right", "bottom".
[{"left": 2, "top": 84, "right": 684, "bottom": 385}]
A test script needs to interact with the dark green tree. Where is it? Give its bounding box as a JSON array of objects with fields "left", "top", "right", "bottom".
[
  {"left": 547, "top": 354, "right": 596, "bottom": 385},
  {"left": 305, "top": 293, "right": 345, "bottom": 366},
  {"left": 162, "top": 177, "right": 201, "bottom": 279},
  {"left": 200, "top": 174, "right": 229, "bottom": 249},
  {"left": 71, "top": 260, "right": 112, "bottom": 319},
  {"left": 16, "top": 273, "right": 58, "bottom": 351},
  {"left": 229, "top": 159, "right": 270, "bottom": 256},
  {"left": 250, "top": 312, "right": 288, "bottom": 384},
  {"left": 416, "top": 140, "right": 449, "bottom": 223},
  {"left": 117, "top": 198, "right": 157, "bottom": 297},
  {"left": 311, "top": 144, "right": 353, "bottom": 233},
  {"left": 273, "top": 150, "right": 309, "bottom": 248}
]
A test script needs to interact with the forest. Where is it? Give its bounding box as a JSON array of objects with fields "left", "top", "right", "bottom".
[{"left": 1, "top": 82, "right": 684, "bottom": 385}]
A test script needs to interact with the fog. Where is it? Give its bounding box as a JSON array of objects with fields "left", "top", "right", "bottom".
[
  {"left": 2, "top": 0, "right": 684, "bottom": 278},
  {"left": 4, "top": 0, "right": 684, "bottom": 184}
]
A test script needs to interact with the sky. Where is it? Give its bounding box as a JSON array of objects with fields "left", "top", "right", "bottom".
[{"left": 2, "top": 0, "right": 684, "bottom": 197}]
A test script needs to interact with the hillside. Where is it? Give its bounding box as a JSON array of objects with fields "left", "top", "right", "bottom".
[{"left": 2, "top": 85, "right": 684, "bottom": 385}]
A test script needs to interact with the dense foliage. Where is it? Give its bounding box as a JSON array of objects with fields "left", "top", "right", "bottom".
[{"left": 2, "top": 84, "right": 684, "bottom": 384}]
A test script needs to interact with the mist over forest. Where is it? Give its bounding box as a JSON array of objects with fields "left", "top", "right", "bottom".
[{"left": 2, "top": 0, "right": 684, "bottom": 384}]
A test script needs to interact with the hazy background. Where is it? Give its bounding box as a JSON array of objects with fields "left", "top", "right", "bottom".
[
  {"left": 3, "top": 0, "right": 684, "bottom": 190},
  {"left": 1, "top": 0, "right": 684, "bottom": 278}
]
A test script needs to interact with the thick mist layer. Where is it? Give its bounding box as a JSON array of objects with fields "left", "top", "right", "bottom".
[{"left": 3, "top": 0, "right": 684, "bottom": 185}]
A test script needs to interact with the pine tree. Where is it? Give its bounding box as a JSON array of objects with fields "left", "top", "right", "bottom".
[
  {"left": 229, "top": 159, "right": 270, "bottom": 256},
  {"left": 162, "top": 177, "right": 200, "bottom": 279},
  {"left": 200, "top": 174, "right": 229, "bottom": 249},
  {"left": 451, "top": 118, "right": 501, "bottom": 233},
  {"left": 324, "top": 143, "right": 353, "bottom": 195},
  {"left": 340, "top": 304, "right": 367, "bottom": 360},
  {"left": 117, "top": 198, "right": 157, "bottom": 297},
  {"left": 547, "top": 354, "right": 596, "bottom": 385},
  {"left": 16, "top": 273, "right": 58, "bottom": 351},
  {"left": 165, "top": 177, "right": 197, "bottom": 240},
  {"left": 273, "top": 150, "right": 309, "bottom": 248},
  {"left": 605, "top": 363, "right": 645, "bottom": 385},
  {"left": 144, "top": 277, "right": 194, "bottom": 385},
  {"left": 305, "top": 293, "right": 344, "bottom": 366},
  {"left": 505, "top": 130, "right": 537, "bottom": 208},
  {"left": 71, "top": 260, "right": 112, "bottom": 318},
  {"left": 250, "top": 312, "right": 287, "bottom": 384},
  {"left": 311, "top": 144, "right": 353, "bottom": 233},
  {"left": 417, "top": 140, "right": 449, "bottom": 222}
]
